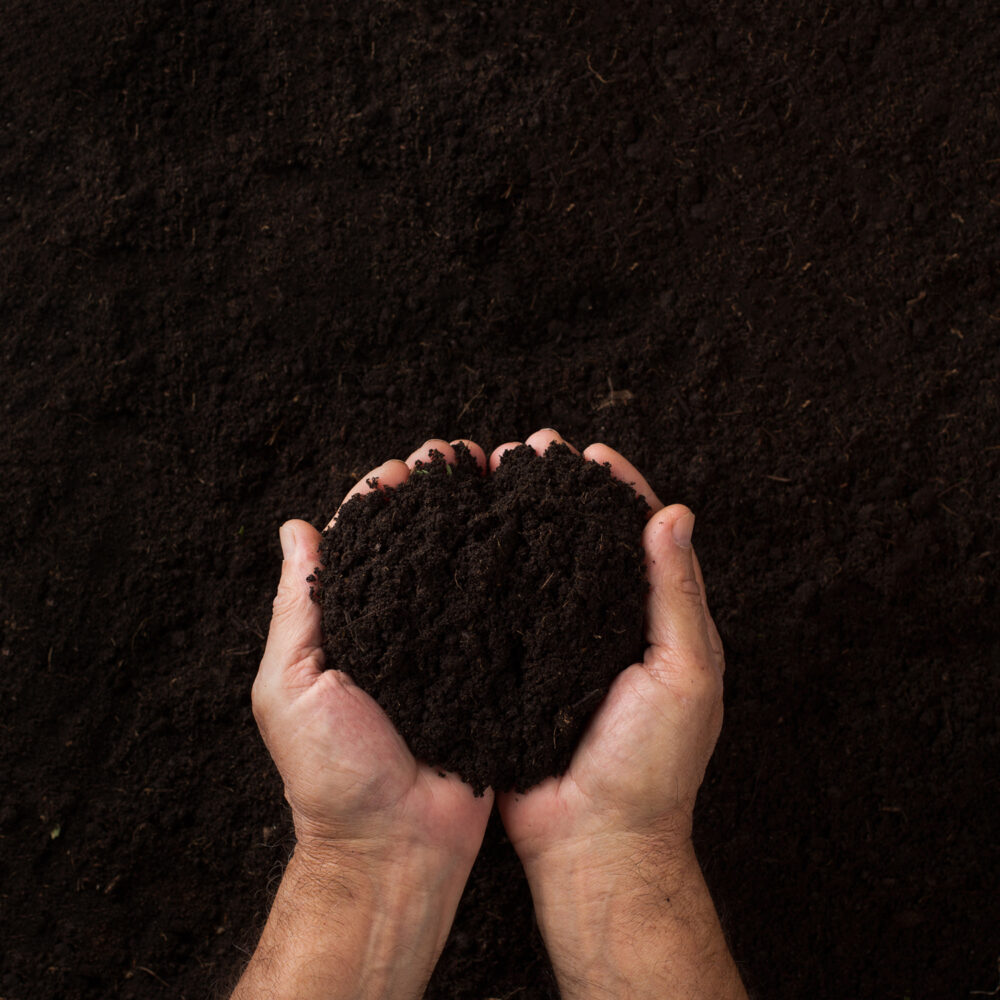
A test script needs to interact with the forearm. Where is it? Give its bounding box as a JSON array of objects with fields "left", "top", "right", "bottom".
[
  {"left": 231, "top": 843, "right": 468, "bottom": 1000},
  {"left": 525, "top": 838, "right": 748, "bottom": 1000}
]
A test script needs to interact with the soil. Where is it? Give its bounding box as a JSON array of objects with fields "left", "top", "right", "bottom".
[
  {"left": 1, "top": 1, "right": 998, "bottom": 999},
  {"left": 430, "top": 811, "right": 559, "bottom": 1000},
  {"left": 316, "top": 442, "right": 648, "bottom": 794}
]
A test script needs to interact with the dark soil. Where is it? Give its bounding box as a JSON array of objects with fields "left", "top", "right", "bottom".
[
  {"left": 1, "top": 1, "right": 998, "bottom": 999},
  {"left": 430, "top": 811, "right": 559, "bottom": 1000},
  {"left": 316, "top": 442, "right": 648, "bottom": 794}
]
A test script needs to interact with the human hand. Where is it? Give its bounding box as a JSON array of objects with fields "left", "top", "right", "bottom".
[
  {"left": 491, "top": 429, "right": 742, "bottom": 999},
  {"left": 237, "top": 439, "right": 502, "bottom": 1000},
  {"left": 249, "top": 440, "right": 495, "bottom": 993},
  {"left": 493, "top": 428, "right": 724, "bottom": 861}
]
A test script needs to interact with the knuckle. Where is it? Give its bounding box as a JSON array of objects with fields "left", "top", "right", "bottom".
[
  {"left": 272, "top": 580, "right": 301, "bottom": 618},
  {"left": 676, "top": 572, "right": 703, "bottom": 609},
  {"left": 293, "top": 650, "right": 326, "bottom": 677}
]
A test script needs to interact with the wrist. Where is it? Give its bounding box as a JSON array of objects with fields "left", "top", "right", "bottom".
[
  {"left": 523, "top": 829, "right": 699, "bottom": 939},
  {"left": 523, "top": 835, "right": 746, "bottom": 1000},
  {"left": 296, "top": 838, "right": 473, "bottom": 991},
  {"left": 233, "top": 839, "right": 473, "bottom": 1000},
  {"left": 294, "top": 832, "right": 475, "bottom": 912}
]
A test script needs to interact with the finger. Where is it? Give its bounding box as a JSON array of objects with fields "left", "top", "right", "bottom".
[
  {"left": 450, "top": 438, "right": 487, "bottom": 474},
  {"left": 525, "top": 427, "right": 580, "bottom": 457},
  {"left": 641, "top": 505, "right": 717, "bottom": 677},
  {"left": 327, "top": 459, "right": 410, "bottom": 529},
  {"left": 692, "top": 548, "right": 725, "bottom": 672},
  {"left": 582, "top": 442, "right": 662, "bottom": 515},
  {"left": 256, "top": 520, "right": 326, "bottom": 701},
  {"left": 405, "top": 438, "right": 457, "bottom": 470},
  {"left": 489, "top": 441, "right": 524, "bottom": 473}
]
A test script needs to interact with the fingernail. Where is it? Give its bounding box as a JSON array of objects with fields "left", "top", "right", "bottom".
[
  {"left": 279, "top": 523, "right": 296, "bottom": 560},
  {"left": 672, "top": 512, "right": 695, "bottom": 549}
]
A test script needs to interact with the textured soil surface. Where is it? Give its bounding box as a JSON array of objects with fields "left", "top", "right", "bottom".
[
  {"left": 317, "top": 442, "right": 648, "bottom": 794},
  {"left": 2, "top": 1, "right": 999, "bottom": 999}
]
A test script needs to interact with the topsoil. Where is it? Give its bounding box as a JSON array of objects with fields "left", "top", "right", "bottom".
[
  {"left": 1, "top": 2, "right": 998, "bottom": 999},
  {"left": 317, "top": 441, "right": 648, "bottom": 795}
]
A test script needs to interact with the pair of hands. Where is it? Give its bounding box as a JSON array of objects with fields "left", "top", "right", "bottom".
[{"left": 250, "top": 428, "right": 728, "bottom": 995}]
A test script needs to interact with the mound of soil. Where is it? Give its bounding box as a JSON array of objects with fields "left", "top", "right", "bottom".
[{"left": 316, "top": 442, "right": 649, "bottom": 794}]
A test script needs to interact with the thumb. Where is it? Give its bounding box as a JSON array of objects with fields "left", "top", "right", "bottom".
[
  {"left": 642, "top": 506, "right": 715, "bottom": 676},
  {"left": 257, "top": 519, "right": 326, "bottom": 697}
]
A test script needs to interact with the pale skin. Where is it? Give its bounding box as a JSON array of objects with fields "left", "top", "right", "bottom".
[{"left": 231, "top": 428, "right": 748, "bottom": 1000}]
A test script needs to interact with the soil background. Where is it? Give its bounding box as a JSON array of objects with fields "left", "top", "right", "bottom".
[{"left": 1, "top": 1, "right": 998, "bottom": 998}]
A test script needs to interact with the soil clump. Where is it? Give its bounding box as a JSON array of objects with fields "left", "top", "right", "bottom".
[{"left": 316, "top": 442, "right": 649, "bottom": 794}]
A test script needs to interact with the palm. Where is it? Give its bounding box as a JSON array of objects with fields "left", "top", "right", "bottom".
[
  {"left": 256, "top": 442, "right": 500, "bottom": 862},
  {"left": 500, "top": 633, "right": 722, "bottom": 867},
  {"left": 498, "top": 662, "right": 676, "bottom": 854},
  {"left": 268, "top": 658, "right": 492, "bottom": 853}
]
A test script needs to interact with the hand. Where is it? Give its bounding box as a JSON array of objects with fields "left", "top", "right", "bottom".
[
  {"left": 253, "top": 438, "right": 495, "bottom": 869},
  {"left": 493, "top": 428, "right": 724, "bottom": 862},
  {"left": 241, "top": 440, "right": 496, "bottom": 1000},
  {"left": 491, "top": 429, "right": 744, "bottom": 1000}
]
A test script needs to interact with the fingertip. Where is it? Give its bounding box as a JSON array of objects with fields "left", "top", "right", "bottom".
[
  {"left": 643, "top": 505, "right": 709, "bottom": 653},
  {"left": 261, "top": 520, "right": 326, "bottom": 690},
  {"left": 644, "top": 504, "right": 694, "bottom": 546},
  {"left": 405, "top": 439, "right": 457, "bottom": 470},
  {"left": 375, "top": 458, "right": 411, "bottom": 481},
  {"left": 525, "top": 427, "right": 579, "bottom": 456},
  {"left": 489, "top": 441, "right": 523, "bottom": 472},
  {"left": 280, "top": 519, "right": 323, "bottom": 563},
  {"left": 279, "top": 521, "right": 296, "bottom": 560},
  {"left": 671, "top": 509, "right": 695, "bottom": 549},
  {"left": 450, "top": 438, "right": 487, "bottom": 473},
  {"left": 327, "top": 460, "right": 410, "bottom": 530}
]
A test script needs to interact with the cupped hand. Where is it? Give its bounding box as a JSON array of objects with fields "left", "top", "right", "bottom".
[
  {"left": 492, "top": 429, "right": 726, "bottom": 873},
  {"left": 251, "top": 439, "right": 494, "bottom": 873}
]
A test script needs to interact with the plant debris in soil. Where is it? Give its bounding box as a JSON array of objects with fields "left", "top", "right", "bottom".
[{"left": 315, "top": 442, "right": 650, "bottom": 794}]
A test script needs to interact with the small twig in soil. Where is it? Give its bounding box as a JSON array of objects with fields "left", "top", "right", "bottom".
[
  {"left": 594, "top": 374, "right": 634, "bottom": 411},
  {"left": 338, "top": 608, "right": 373, "bottom": 652},
  {"left": 136, "top": 967, "right": 173, "bottom": 991},
  {"left": 457, "top": 383, "right": 485, "bottom": 420},
  {"left": 971, "top": 957, "right": 1000, "bottom": 996},
  {"left": 586, "top": 53, "right": 610, "bottom": 84}
]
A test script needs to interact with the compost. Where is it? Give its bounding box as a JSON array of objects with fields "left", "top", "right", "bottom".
[
  {"left": 316, "top": 442, "right": 649, "bottom": 794},
  {"left": 2, "top": 2, "right": 998, "bottom": 998}
]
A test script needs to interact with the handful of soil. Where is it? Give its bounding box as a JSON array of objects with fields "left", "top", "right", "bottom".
[{"left": 314, "top": 442, "right": 649, "bottom": 793}]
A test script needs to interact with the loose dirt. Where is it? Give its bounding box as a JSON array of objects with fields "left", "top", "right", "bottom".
[{"left": 317, "top": 442, "right": 648, "bottom": 794}]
